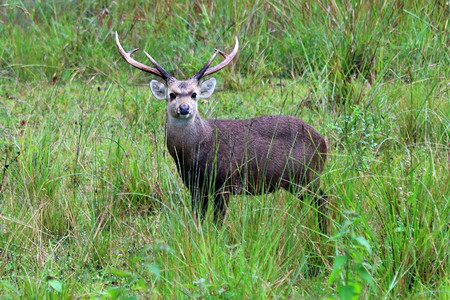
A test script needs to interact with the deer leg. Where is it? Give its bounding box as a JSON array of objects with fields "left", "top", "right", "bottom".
[
  {"left": 191, "top": 193, "right": 209, "bottom": 221},
  {"left": 312, "top": 189, "right": 328, "bottom": 234},
  {"left": 296, "top": 187, "right": 328, "bottom": 234},
  {"left": 213, "top": 192, "right": 230, "bottom": 224}
]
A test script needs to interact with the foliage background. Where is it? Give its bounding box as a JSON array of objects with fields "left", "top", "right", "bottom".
[{"left": 0, "top": 0, "right": 448, "bottom": 298}]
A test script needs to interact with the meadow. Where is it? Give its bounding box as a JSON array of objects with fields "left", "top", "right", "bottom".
[{"left": 0, "top": 0, "right": 448, "bottom": 298}]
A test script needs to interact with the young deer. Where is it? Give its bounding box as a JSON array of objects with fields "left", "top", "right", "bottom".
[{"left": 115, "top": 33, "right": 328, "bottom": 230}]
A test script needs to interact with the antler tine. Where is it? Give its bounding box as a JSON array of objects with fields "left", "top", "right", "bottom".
[
  {"left": 192, "top": 50, "right": 219, "bottom": 80},
  {"left": 115, "top": 32, "right": 171, "bottom": 80},
  {"left": 192, "top": 37, "right": 239, "bottom": 80},
  {"left": 143, "top": 51, "right": 171, "bottom": 80}
]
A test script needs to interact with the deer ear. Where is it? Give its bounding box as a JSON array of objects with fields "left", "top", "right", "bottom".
[
  {"left": 199, "top": 78, "right": 216, "bottom": 98},
  {"left": 149, "top": 80, "right": 167, "bottom": 100}
]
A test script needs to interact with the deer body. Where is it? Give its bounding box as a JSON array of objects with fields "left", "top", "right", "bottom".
[
  {"left": 115, "top": 33, "right": 328, "bottom": 228},
  {"left": 167, "top": 114, "right": 326, "bottom": 194}
]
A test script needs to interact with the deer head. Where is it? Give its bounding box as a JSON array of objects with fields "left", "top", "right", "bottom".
[{"left": 115, "top": 32, "right": 238, "bottom": 123}]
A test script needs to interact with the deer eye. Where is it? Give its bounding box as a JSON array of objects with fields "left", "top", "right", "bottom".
[
  {"left": 191, "top": 92, "right": 197, "bottom": 99},
  {"left": 169, "top": 93, "right": 176, "bottom": 100}
]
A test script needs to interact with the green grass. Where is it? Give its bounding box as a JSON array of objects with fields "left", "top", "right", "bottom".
[{"left": 0, "top": 0, "right": 448, "bottom": 298}]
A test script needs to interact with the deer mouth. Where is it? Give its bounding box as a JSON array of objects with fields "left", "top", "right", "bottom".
[
  {"left": 177, "top": 113, "right": 191, "bottom": 119},
  {"left": 177, "top": 105, "right": 191, "bottom": 119}
]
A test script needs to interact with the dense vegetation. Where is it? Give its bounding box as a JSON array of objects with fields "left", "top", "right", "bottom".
[{"left": 0, "top": 0, "right": 448, "bottom": 298}]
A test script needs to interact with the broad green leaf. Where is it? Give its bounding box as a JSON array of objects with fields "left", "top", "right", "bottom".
[
  {"left": 356, "top": 266, "right": 375, "bottom": 289},
  {"left": 108, "top": 268, "right": 133, "bottom": 278},
  {"left": 328, "top": 255, "right": 348, "bottom": 285},
  {"left": 338, "top": 285, "right": 354, "bottom": 300},
  {"left": 47, "top": 279, "right": 62, "bottom": 293},
  {"left": 105, "top": 286, "right": 122, "bottom": 298},
  {"left": 355, "top": 236, "right": 372, "bottom": 254},
  {"left": 145, "top": 263, "right": 161, "bottom": 279},
  {"left": 133, "top": 278, "right": 147, "bottom": 291}
]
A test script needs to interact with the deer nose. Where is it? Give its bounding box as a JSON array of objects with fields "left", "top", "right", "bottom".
[{"left": 179, "top": 105, "right": 190, "bottom": 115}]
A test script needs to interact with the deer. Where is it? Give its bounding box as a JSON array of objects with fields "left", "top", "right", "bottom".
[{"left": 115, "top": 32, "right": 328, "bottom": 231}]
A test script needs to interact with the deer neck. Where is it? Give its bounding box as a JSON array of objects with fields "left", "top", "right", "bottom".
[{"left": 166, "top": 113, "right": 211, "bottom": 164}]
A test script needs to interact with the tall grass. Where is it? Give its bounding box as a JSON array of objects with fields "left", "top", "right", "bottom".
[{"left": 0, "top": 0, "right": 448, "bottom": 298}]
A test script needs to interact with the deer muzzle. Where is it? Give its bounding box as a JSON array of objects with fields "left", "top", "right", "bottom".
[{"left": 177, "top": 104, "right": 190, "bottom": 118}]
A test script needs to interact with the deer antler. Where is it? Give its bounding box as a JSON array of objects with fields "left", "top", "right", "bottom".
[
  {"left": 115, "top": 32, "right": 171, "bottom": 80},
  {"left": 192, "top": 37, "right": 239, "bottom": 80}
]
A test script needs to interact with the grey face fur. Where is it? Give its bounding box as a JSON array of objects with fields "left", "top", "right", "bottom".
[{"left": 150, "top": 78, "right": 216, "bottom": 121}]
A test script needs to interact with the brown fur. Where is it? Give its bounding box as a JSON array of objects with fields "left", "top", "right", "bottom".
[{"left": 166, "top": 112, "right": 328, "bottom": 228}]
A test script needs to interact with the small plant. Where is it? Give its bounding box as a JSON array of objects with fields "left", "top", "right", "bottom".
[
  {"left": 92, "top": 243, "right": 164, "bottom": 299},
  {"left": 328, "top": 105, "right": 382, "bottom": 157},
  {"left": 46, "top": 275, "right": 63, "bottom": 295},
  {"left": 328, "top": 211, "right": 376, "bottom": 299}
]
